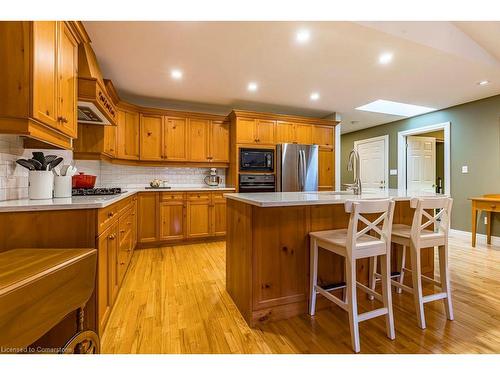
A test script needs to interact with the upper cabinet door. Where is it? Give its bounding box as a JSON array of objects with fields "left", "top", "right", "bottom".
[
  {"left": 256, "top": 119, "right": 276, "bottom": 144},
  {"left": 318, "top": 148, "right": 334, "bottom": 190},
  {"left": 276, "top": 121, "right": 295, "bottom": 144},
  {"left": 140, "top": 114, "right": 163, "bottom": 161},
  {"left": 236, "top": 118, "right": 256, "bottom": 144},
  {"left": 209, "top": 121, "right": 229, "bottom": 162},
  {"left": 104, "top": 125, "right": 116, "bottom": 157},
  {"left": 119, "top": 110, "right": 140, "bottom": 160},
  {"left": 164, "top": 117, "right": 188, "bottom": 161},
  {"left": 32, "top": 21, "right": 59, "bottom": 129},
  {"left": 57, "top": 22, "right": 78, "bottom": 138},
  {"left": 312, "top": 125, "right": 334, "bottom": 148},
  {"left": 294, "top": 124, "right": 312, "bottom": 145},
  {"left": 188, "top": 119, "right": 209, "bottom": 162}
]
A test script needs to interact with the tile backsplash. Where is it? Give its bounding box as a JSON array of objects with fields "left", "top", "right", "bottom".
[{"left": 0, "top": 135, "right": 226, "bottom": 201}]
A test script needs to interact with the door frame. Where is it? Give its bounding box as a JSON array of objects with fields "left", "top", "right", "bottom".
[
  {"left": 353, "top": 134, "right": 389, "bottom": 190},
  {"left": 397, "top": 122, "right": 450, "bottom": 194}
]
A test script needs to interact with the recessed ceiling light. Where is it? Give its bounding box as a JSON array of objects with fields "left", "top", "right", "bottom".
[
  {"left": 247, "top": 82, "right": 258, "bottom": 92},
  {"left": 356, "top": 99, "right": 435, "bottom": 117},
  {"left": 478, "top": 80, "right": 490, "bottom": 86},
  {"left": 171, "top": 69, "right": 183, "bottom": 80},
  {"left": 378, "top": 52, "right": 393, "bottom": 65},
  {"left": 310, "top": 92, "right": 320, "bottom": 101},
  {"left": 296, "top": 29, "right": 311, "bottom": 44}
]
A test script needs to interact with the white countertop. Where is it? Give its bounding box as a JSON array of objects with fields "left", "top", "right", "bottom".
[
  {"left": 0, "top": 186, "right": 235, "bottom": 213},
  {"left": 224, "top": 189, "right": 446, "bottom": 207}
]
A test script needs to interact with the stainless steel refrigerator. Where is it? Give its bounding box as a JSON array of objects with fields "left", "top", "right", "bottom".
[{"left": 276, "top": 144, "right": 319, "bottom": 192}]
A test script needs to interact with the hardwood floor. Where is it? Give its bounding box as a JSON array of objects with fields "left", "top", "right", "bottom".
[{"left": 101, "top": 232, "right": 500, "bottom": 353}]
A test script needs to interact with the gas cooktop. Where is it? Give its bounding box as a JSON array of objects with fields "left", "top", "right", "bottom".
[{"left": 72, "top": 188, "right": 123, "bottom": 196}]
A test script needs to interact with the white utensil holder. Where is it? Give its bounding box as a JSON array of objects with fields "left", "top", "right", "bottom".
[
  {"left": 54, "top": 175, "right": 72, "bottom": 198},
  {"left": 28, "top": 171, "right": 54, "bottom": 200}
]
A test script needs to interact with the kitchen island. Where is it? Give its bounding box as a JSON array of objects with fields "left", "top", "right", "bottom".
[{"left": 224, "top": 189, "right": 443, "bottom": 327}]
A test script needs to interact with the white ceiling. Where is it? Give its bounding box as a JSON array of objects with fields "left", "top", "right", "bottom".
[{"left": 84, "top": 21, "right": 500, "bottom": 133}]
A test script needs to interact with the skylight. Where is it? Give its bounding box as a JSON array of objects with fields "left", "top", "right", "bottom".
[{"left": 356, "top": 100, "right": 436, "bottom": 117}]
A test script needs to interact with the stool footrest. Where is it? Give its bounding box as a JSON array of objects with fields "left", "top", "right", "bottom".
[
  {"left": 319, "top": 281, "right": 346, "bottom": 292},
  {"left": 356, "top": 281, "right": 383, "bottom": 302},
  {"left": 315, "top": 286, "right": 348, "bottom": 310},
  {"left": 358, "top": 308, "right": 388, "bottom": 322},
  {"left": 391, "top": 280, "right": 414, "bottom": 294},
  {"left": 422, "top": 292, "right": 448, "bottom": 303},
  {"left": 421, "top": 274, "right": 441, "bottom": 287}
]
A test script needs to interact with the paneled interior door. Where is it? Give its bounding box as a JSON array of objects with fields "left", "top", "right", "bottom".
[
  {"left": 406, "top": 136, "right": 436, "bottom": 192},
  {"left": 354, "top": 135, "right": 388, "bottom": 190}
]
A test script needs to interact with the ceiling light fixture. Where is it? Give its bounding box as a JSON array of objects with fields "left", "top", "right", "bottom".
[
  {"left": 310, "top": 92, "right": 320, "bottom": 101},
  {"left": 356, "top": 99, "right": 436, "bottom": 117},
  {"left": 296, "top": 29, "right": 311, "bottom": 44},
  {"left": 171, "top": 69, "right": 183, "bottom": 80},
  {"left": 247, "top": 82, "right": 258, "bottom": 92},
  {"left": 378, "top": 52, "right": 393, "bottom": 65},
  {"left": 478, "top": 80, "right": 490, "bottom": 86}
]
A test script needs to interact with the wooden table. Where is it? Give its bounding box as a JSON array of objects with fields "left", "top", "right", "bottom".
[{"left": 470, "top": 194, "right": 500, "bottom": 247}]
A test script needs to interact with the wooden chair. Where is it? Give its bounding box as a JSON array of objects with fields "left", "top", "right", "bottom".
[
  {"left": 309, "top": 199, "right": 396, "bottom": 353},
  {"left": 371, "top": 197, "right": 454, "bottom": 330}
]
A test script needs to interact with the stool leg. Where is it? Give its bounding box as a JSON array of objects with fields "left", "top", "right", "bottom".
[
  {"left": 397, "top": 245, "right": 406, "bottom": 294},
  {"left": 346, "top": 258, "right": 360, "bottom": 353},
  {"left": 380, "top": 253, "right": 395, "bottom": 340},
  {"left": 410, "top": 243, "right": 426, "bottom": 329},
  {"left": 368, "top": 256, "right": 377, "bottom": 300},
  {"left": 309, "top": 237, "right": 318, "bottom": 316},
  {"left": 438, "top": 244, "right": 454, "bottom": 321}
]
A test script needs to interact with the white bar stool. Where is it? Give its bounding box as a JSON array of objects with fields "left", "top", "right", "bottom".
[
  {"left": 309, "top": 199, "right": 396, "bottom": 353},
  {"left": 370, "top": 197, "right": 454, "bottom": 330}
]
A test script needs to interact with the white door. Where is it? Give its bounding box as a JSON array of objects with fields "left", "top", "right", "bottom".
[
  {"left": 406, "top": 136, "right": 436, "bottom": 192},
  {"left": 354, "top": 135, "right": 388, "bottom": 190}
]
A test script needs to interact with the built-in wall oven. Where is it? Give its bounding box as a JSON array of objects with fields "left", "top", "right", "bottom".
[
  {"left": 239, "top": 148, "right": 274, "bottom": 172},
  {"left": 238, "top": 174, "right": 276, "bottom": 193}
]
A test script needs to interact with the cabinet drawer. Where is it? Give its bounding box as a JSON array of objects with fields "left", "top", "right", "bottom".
[
  {"left": 97, "top": 205, "right": 119, "bottom": 234},
  {"left": 211, "top": 192, "right": 226, "bottom": 201},
  {"left": 475, "top": 201, "right": 500, "bottom": 212},
  {"left": 161, "top": 192, "right": 185, "bottom": 202},
  {"left": 187, "top": 192, "right": 210, "bottom": 201}
]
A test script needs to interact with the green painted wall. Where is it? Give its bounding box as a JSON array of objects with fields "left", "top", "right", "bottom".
[{"left": 341, "top": 95, "right": 500, "bottom": 235}]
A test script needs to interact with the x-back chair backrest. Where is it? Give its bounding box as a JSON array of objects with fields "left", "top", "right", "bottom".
[
  {"left": 409, "top": 197, "right": 453, "bottom": 243},
  {"left": 344, "top": 199, "right": 395, "bottom": 255}
]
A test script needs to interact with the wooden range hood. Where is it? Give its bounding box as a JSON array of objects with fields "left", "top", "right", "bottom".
[{"left": 78, "top": 41, "right": 117, "bottom": 126}]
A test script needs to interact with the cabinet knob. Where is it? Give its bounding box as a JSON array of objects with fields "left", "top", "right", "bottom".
[
  {"left": 120, "top": 262, "right": 125, "bottom": 265},
  {"left": 147, "top": 132, "right": 152, "bottom": 136},
  {"left": 108, "top": 212, "right": 114, "bottom": 218},
  {"left": 262, "top": 283, "right": 271, "bottom": 289},
  {"left": 492, "top": 205, "right": 497, "bottom": 209},
  {"left": 46, "top": 110, "right": 50, "bottom": 116},
  {"left": 108, "top": 234, "right": 116, "bottom": 240},
  {"left": 120, "top": 229, "right": 125, "bottom": 233}
]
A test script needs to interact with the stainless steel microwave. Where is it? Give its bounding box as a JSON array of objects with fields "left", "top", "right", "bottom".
[{"left": 239, "top": 148, "right": 274, "bottom": 172}]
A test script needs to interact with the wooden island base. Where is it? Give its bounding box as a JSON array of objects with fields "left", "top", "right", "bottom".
[{"left": 226, "top": 199, "right": 434, "bottom": 327}]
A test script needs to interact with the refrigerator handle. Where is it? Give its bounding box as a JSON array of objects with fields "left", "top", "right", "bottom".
[
  {"left": 301, "top": 149, "right": 307, "bottom": 191},
  {"left": 298, "top": 149, "right": 303, "bottom": 191}
]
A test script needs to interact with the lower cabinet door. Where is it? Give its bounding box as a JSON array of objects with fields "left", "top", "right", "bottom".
[
  {"left": 159, "top": 201, "right": 185, "bottom": 241},
  {"left": 212, "top": 195, "right": 227, "bottom": 236},
  {"left": 108, "top": 223, "right": 119, "bottom": 306},
  {"left": 187, "top": 198, "right": 211, "bottom": 238},
  {"left": 137, "top": 192, "right": 158, "bottom": 243}
]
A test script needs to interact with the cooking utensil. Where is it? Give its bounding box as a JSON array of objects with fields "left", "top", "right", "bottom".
[
  {"left": 72, "top": 172, "right": 97, "bottom": 189},
  {"left": 16, "top": 159, "right": 36, "bottom": 171},
  {"left": 52, "top": 165, "right": 61, "bottom": 176},
  {"left": 44, "top": 155, "right": 58, "bottom": 167},
  {"left": 32, "top": 152, "right": 46, "bottom": 169},
  {"left": 29, "top": 159, "right": 43, "bottom": 171},
  {"left": 60, "top": 165, "right": 70, "bottom": 176},
  {"left": 48, "top": 157, "right": 63, "bottom": 171}
]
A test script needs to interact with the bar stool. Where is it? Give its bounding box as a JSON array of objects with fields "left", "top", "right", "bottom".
[
  {"left": 370, "top": 197, "right": 454, "bottom": 330},
  {"left": 309, "top": 199, "right": 395, "bottom": 353}
]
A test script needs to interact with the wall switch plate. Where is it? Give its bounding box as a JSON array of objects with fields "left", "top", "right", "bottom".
[
  {"left": 484, "top": 216, "right": 488, "bottom": 225},
  {"left": 461, "top": 165, "right": 469, "bottom": 174},
  {"left": 390, "top": 169, "right": 398, "bottom": 176}
]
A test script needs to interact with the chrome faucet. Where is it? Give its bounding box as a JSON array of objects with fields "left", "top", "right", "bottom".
[{"left": 343, "top": 149, "right": 362, "bottom": 195}]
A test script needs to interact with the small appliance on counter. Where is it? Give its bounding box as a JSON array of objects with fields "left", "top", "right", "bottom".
[
  {"left": 204, "top": 168, "right": 222, "bottom": 187},
  {"left": 72, "top": 172, "right": 97, "bottom": 189}
]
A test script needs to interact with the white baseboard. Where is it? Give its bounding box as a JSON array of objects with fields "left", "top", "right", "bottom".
[{"left": 450, "top": 229, "right": 500, "bottom": 247}]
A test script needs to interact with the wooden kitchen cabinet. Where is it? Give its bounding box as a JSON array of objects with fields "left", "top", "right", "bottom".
[
  {"left": 0, "top": 21, "right": 82, "bottom": 149},
  {"left": 137, "top": 192, "right": 159, "bottom": 243},
  {"left": 159, "top": 195, "right": 185, "bottom": 241},
  {"left": 104, "top": 124, "right": 116, "bottom": 157},
  {"left": 212, "top": 193, "right": 227, "bottom": 236},
  {"left": 117, "top": 109, "right": 140, "bottom": 160},
  {"left": 318, "top": 147, "right": 334, "bottom": 191},
  {"left": 209, "top": 121, "right": 230, "bottom": 162},
  {"left": 255, "top": 119, "right": 276, "bottom": 144},
  {"left": 312, "top": 125, "right": 334, "bottom": 148},
  {"left": 186, "top": 193, "right": 212, "bottom": 238},
  {"left": 276, "top": 121, "right": 295, "bottom": 143},
  {"left": 164, "top": 117, "right": 188, "bottom": 161},
  {"left": 295, "top": 124, "right": 312, "bottom": 144},
  {"left": 236, "top": 118, "right": 257, "bottom": 144},
  {"left": 140, "top": 114, "right": 163, "bottom": 161},
  {"left": 188, "top": 119, "right": 210, "bottom": 162}
]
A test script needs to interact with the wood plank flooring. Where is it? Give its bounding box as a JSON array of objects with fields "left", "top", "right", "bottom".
[{"left": 101, "top": 232, "right": 500, "bottom": 353}]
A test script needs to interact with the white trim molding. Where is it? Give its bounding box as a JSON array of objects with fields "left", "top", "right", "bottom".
[
  {"left": 397, "top": 122, "right": 451, "bottom": 194},
  {"left": 353, "top": 134, "right": 389, "bottom": 190},
  {"left": 335, "top": 121, "right": 341, "bottom": 191}
]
